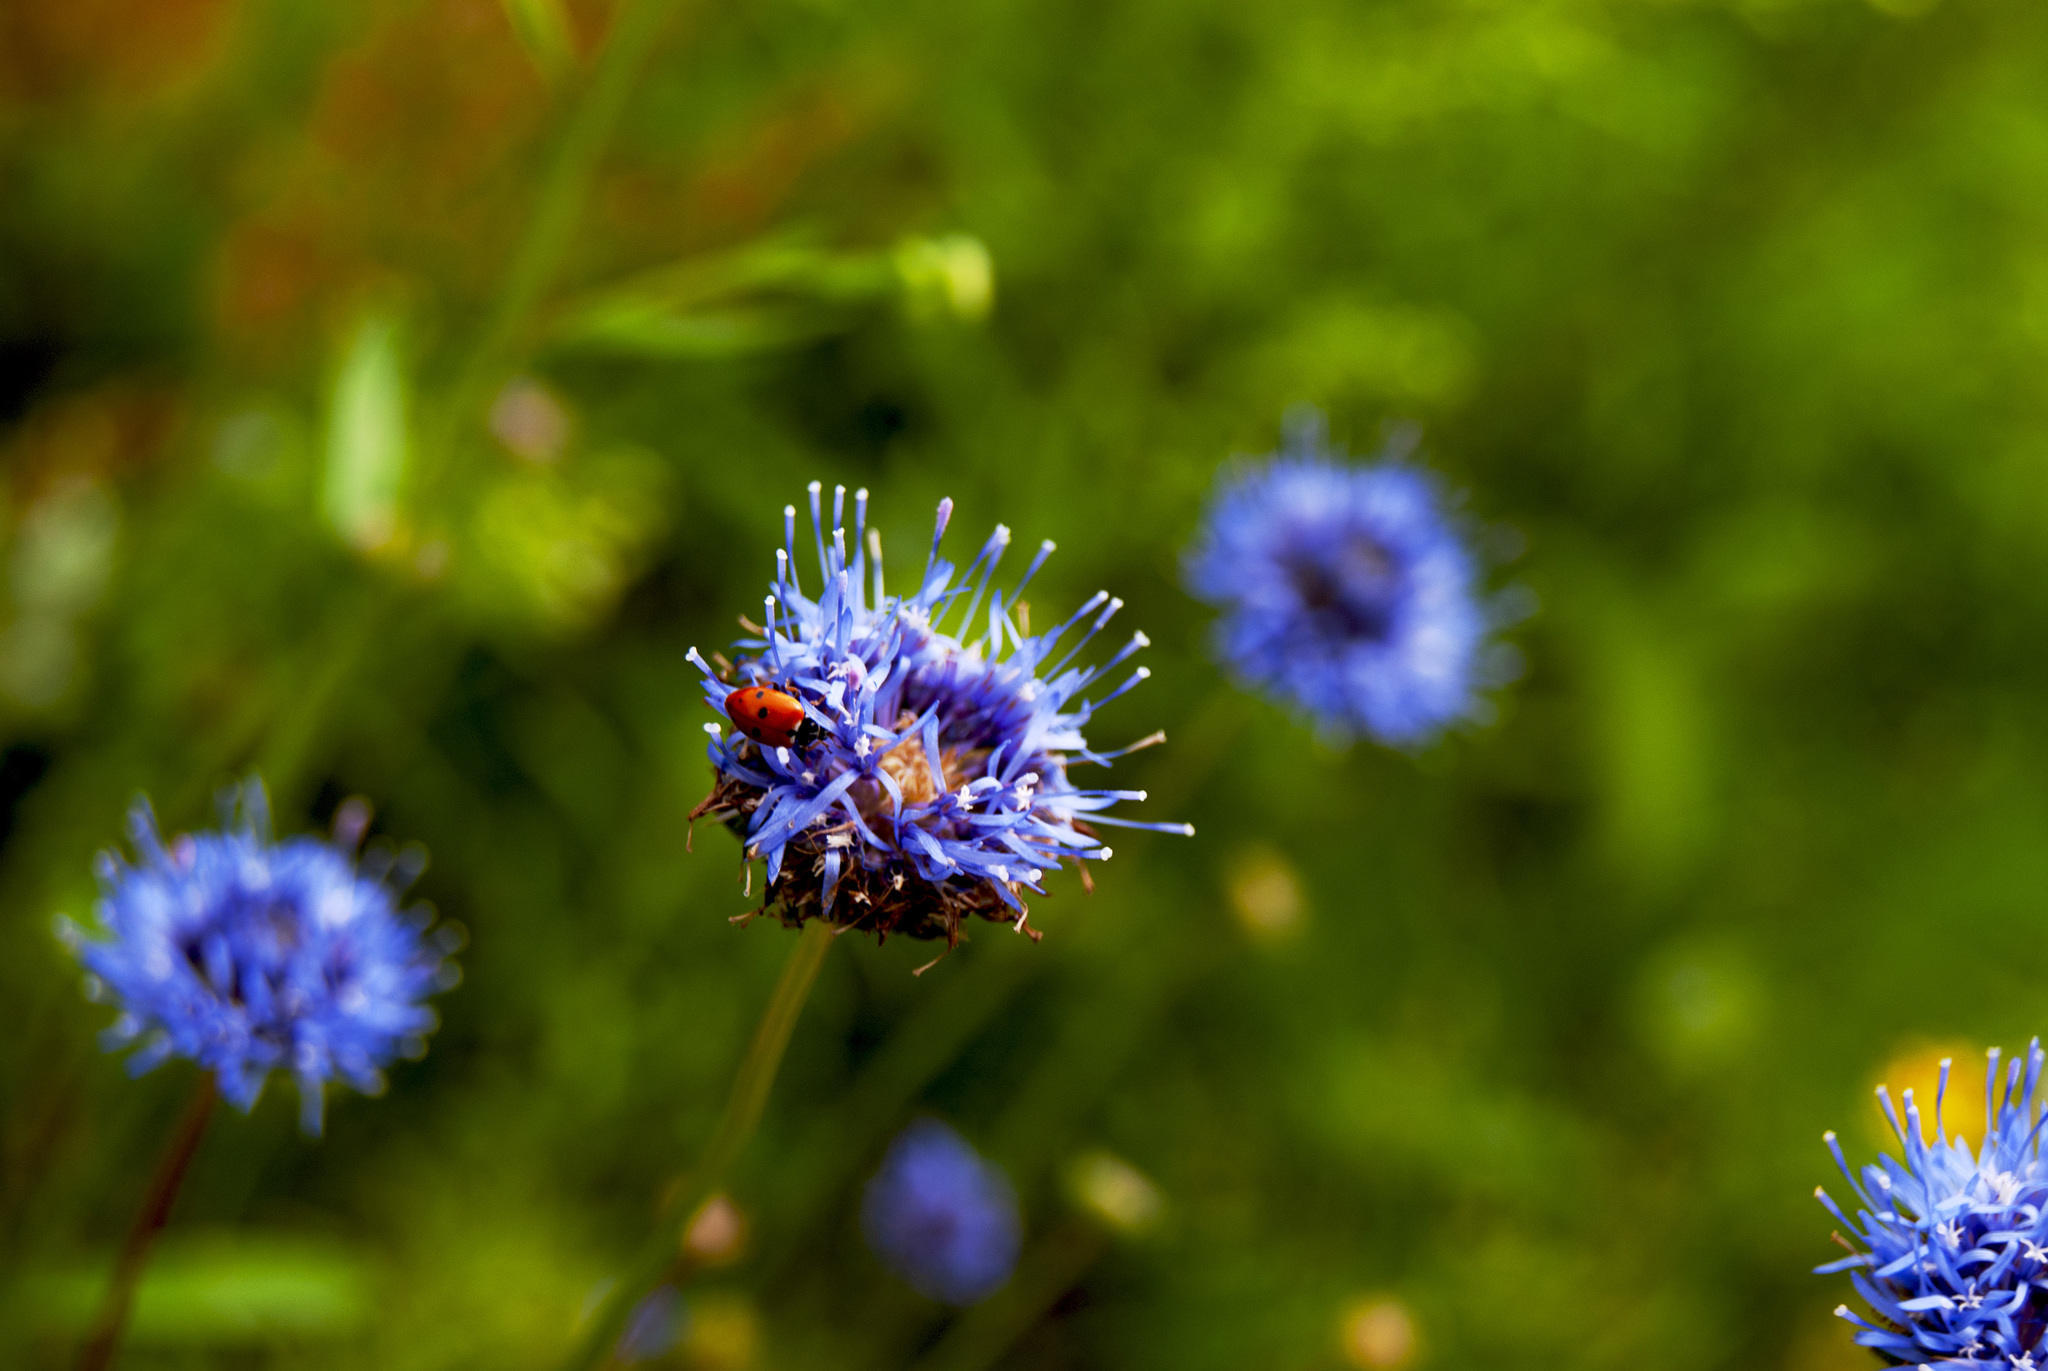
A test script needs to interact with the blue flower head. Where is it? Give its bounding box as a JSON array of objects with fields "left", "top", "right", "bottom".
[
  {"left": 688, "top": 483, "right": 1190, "bottom": 945},
  {"left": 1817, "top": 1041, "right": 2048, "bottom": 1367},
  {"left": 863, "top": 1118, "right": 1021, "bottom": 1305},
  {"left": 59, "top": 781, "right": 459, "bottom": 1134},
  {"left": 1183, "top": 412, "right": 1508, "bottom": 747}
]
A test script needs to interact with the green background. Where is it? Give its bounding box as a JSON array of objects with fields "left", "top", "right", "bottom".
[{"left": 1, "top": 0, "right": 2040, "bottom": 1366}]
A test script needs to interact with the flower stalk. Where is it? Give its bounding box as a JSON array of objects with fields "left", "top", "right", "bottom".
[
  {"left": 75, "top": 1074, "right": 217, "bottom": 1371},
  {"left": 561, "top": 918, "right": 834, "bottom": 1371}
]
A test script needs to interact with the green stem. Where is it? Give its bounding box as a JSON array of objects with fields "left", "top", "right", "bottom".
[
  {"left": 429, "top": 0, "right": 684, "bottom": 492},
  {"left": 75, "top": 1075, "right": 218, "bottom": 1371},
  {"left": 559, "top": 919, "right": 835, "bottom": 1371}
]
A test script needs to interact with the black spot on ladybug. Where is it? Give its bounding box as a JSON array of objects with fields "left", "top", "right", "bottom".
[
  {"left": 758, "top": 706, "right": 770, "bottom": 719},
  {"left": 746, "top": 726, "right": 761, "bottom": 738}
]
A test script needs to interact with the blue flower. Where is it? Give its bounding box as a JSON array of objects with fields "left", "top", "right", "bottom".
[
  {"left": 863, "top": 1118, "right": 1021, "bottom": 1305},
  {"left": 1182, "top": 413, "right": 1503, "bottom": 747},
  {"left": 58, "top": 782, "right": 458, "bottom": 1134},
  {"left": 688, "top": 483, "right": 1190, "bottom": 945},
  {"left": 1816, "top": 1042, "right": 2048, "bottom": 1367},
  {"left": 614, "top": 1285, "right": 687, "bottom": 1364}
]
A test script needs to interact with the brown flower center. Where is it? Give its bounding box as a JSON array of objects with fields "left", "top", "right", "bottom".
[{"left": 871, "top": 714, "right": 989, "bottom": 810}]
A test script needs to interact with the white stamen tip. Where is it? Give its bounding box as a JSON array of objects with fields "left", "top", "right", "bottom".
[
  {"left": 1099, "top": 848, "right": 1113, "bottom": 860},
  {"left": 1133, "top": 632, "right": 1150, "bottom": 647},
  {"left": 1178, "top": 824, "right": 1195, "bottom": 835},
  {"left": 1135, "top": 791, "right": 1148, "bottom": 801},
  {"left": 808, "top": 480, "right": 822, "bottom": 494},
  {"left": 1135, "top": 667, "right": 1152, "bottom": 679},
  {"left": 704, "top": 723, "right": 722, "bottom": 736},
  {"left": 857, "top": 487, "right": 869, "bottom": 499},
  {"left": 995, "top": 525, "right": 1011, "bottom": 543},
  {"left": 1041, "top": 540, "right": 1055, "bottom": 552},
  {"left": 784, "top": 505, "right": 797, "bottom": 517},
  {"left": 1823, "top": 1131, "right": 1836, "bottom": 1142}
]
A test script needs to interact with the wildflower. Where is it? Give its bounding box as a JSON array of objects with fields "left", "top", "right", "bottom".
[
  {"left": 59, "top": 782, "right": 458, "bottom": 1134},
  {"left": 863, "top": 1118, "right": 1020, "bottom": 1305},
  {"left": 1816, "top": 1041, "right": 2048, "bottom": 1367},
  {"left": 688, "top": 483, "right": 1189, "bottom": 945},
  {"left": 615, "top": 1285, "right": 687, "bottom": 1364},
  {"left": 1182, "top": 412, "right": 1505, "bottom": 747}
]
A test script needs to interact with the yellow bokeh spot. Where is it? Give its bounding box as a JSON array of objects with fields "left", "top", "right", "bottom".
[
  {"left": 1340, "top": 1296, "right": 1419, "bottom": 1370},
  {"left": 1066, "top": 1151, "right": 1164, "bottom": 1235},
  {"left": 1226, "top": 845, "right": 1306, "bottom": 943},
  {"left": 683, "top": 1292, "right": 758, "bottom": 1371}
]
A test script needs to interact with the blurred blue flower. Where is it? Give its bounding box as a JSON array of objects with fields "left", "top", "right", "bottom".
[
  {"left": 689, "top": 483, "right": 1189, "bottom": 944},
  {"left": 1183, "top": 413, "right": 1502, "bottom": 747},
  {"left": 614, "top": 1284, "right": 687, "bottom": 1364},
  {"left": 58, "top": 781, "right": 457, "bottom": 1134},
  {"left": 863, "top": 1118, "right": 1021, "bottom": 1305},
  {"left": 1817, "top": 1041, "right": 2048, "bottom": 1367}
]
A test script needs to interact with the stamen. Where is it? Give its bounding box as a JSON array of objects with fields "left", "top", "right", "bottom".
[
  {"left": 1046, "top": 596, "right": 1122, "bottom": 679},
  {"left": 924, "top": 497, "right": 955, "bottom": 581},
  {"left": 783, "top": 505, "right": 801, "bottom": 597},
  {"left": 808, "top": 480, "right": 829, "bottom": 582},
  {"left": 1012, "top": 538, "right": 1056, "bottom": 604},
  {"left": 952, "top": 524, "right": 1012, "bottom": 639}
]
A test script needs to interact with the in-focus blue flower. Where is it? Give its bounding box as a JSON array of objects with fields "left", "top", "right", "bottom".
[
  {"left": 59, "top": 781, "right": 458, "bottom": 1134},
  {"left": 688, "top": 483, "right": 1190, "bottom": 944},
  {"left": 863, "top": 1118, "right": 1021, "bottom": 1306},
  {"left": 1816, "top": 1041, "right": 2048, "bottom": 1367},
  {"left": 1183, "top": 413, "right": 1506, "bottom": 747}
]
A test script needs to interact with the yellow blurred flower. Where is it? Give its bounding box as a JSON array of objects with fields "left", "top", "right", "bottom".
[
  {"left": 1225, "top": 844, "right": 1306, "bottom": 943},
  {"left": 682, "top": 1292, "right": 757, "bottom": 1371},
  {"left": 1341, "top": 1295, "right": 1419, "bottom": 1370}
]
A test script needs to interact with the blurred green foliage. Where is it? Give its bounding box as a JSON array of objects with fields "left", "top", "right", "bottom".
[{"left": 2, "top": 0, "right": 2045, "bottom": 1368}]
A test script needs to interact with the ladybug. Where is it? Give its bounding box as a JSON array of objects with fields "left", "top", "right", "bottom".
[{"left": 724, "top": 685, "right": 827, "bottom": 749}]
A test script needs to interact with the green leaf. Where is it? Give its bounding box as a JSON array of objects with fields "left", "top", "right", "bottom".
[
  {"left": 548, "top": 233, "right": 981, "bottom": 360},
  {"left": 322, "top": 312, "right": 408, "bottom": 552},
  {"left": 500, "top": 0, "right": 576, "bottom": 84},
  {"left": 9, "top": 1233, "right": 370, "bottom": 1344},
  {"left": 554, "top": 300, "right": 842, "bottom": 359}
]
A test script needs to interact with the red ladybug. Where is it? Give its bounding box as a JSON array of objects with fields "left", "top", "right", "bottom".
[{"left": 724, "top": 685, "right": 826, "bottom": 749}]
